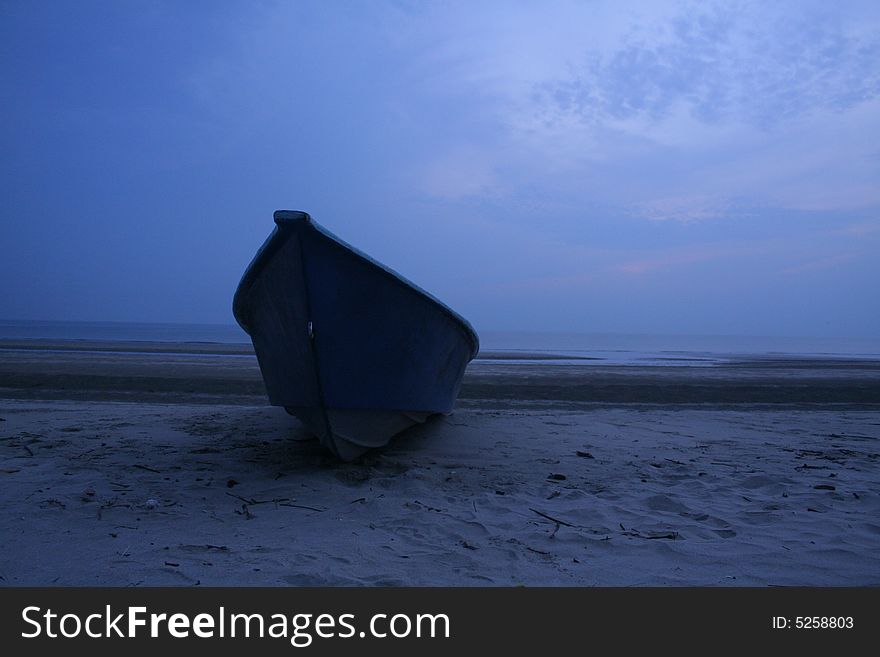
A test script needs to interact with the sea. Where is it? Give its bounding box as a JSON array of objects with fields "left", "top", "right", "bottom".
[{"left": 1, "top": 319, "right": 878, "bottom": 367}]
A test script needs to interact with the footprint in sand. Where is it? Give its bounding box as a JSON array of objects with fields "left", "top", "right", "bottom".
[{"left": 643, "top": 494, "right": 690, "bottom": 514}]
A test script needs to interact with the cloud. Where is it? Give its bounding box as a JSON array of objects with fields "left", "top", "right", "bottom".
[
  {"left": 483, "top": 1, "right": 880, "bottom": 216},
  {"left": 615, "top": 241, "right": 755, "bottom": 275},
  {"left": 534, "top": 1, "right": 880, "bottom": 129},
  {"left": 194, "top": 1, "right": 880, "bottom": 221},
  {"left": 633, "top": 195, "right": 733, "bottom": 222},
  {"left": 780, "top": 253, "right": 859, "bottom": 275},
  {"left": 829, "top": 220, "right": 880, "bottom": 237},
  {"left": 615, "top": 216, "right": 880, "bottom": 277},
  {"left": 418, "top": 147, "right": 504, "bottom": 200}
]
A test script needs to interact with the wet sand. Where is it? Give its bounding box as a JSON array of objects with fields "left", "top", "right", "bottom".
[{"left": 1, "top": 340, "right": 879, "bottom": 585}]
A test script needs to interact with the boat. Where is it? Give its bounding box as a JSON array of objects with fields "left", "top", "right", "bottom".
[{"left": 233, "top": 210, "right": 480, "bottom": 460}]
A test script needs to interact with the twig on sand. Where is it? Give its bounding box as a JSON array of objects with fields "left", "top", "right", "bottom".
[
  {"left": 226, "top": 492, "right": 292, "bottom": 506},
  {"left": 278, "top": 502, "right": 325, "bottom": 513},
  {"left": 226, "top": 492, "right": 274, "bottom": 505},
  {"left": 529, "top": 508, "right": 576, "bottom": 528},
  {"left": 225, "top": 492, "right": 324, "bottom": 513},
  {"left": 225, "top": 492, "right": 261, "bottom": 505},
  {"left": 621, "top": 529, "right": 680, "bottom": 540}
]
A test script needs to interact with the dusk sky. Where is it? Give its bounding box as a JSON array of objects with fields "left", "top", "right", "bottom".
[{"left": 2, "top": 0, "right": 879, "bottom": 338}]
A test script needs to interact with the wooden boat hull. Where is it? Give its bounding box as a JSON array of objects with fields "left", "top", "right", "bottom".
[{"left": 233, "top": 211, "right": 479, "bottom": 459}]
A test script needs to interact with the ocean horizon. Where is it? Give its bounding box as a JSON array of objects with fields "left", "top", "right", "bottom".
[{"left": 1, "top": 318, "right": 877, "bottom": 365}]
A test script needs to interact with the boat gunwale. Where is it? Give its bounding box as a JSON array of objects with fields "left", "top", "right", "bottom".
[{"left": 232, "top": 210, "right": 480, "bottom": 358}]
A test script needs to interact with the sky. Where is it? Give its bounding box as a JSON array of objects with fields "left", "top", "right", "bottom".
[{"left": 1, "top": 0, "right": 879, "bottom": 338}]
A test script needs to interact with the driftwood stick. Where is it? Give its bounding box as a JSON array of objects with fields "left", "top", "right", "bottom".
[
  {"left": 529, "top": 507, "right": 576, "bottom": 528},
  {"left": 279, "top": 502, "right": 325, "bottom": 513},
  {"left": 224, "top": 492, "right": 321, "bottom": 511},
  {"left": 225, "top": 492, "right": 258, "bottom": 505},
  {"left": 225, "top": 492, "right": 293, "bottom": 506}
]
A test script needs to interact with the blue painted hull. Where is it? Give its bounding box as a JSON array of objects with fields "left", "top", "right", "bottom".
[{"left": 233, "top": 211, "right": 479, "bottom": 459}]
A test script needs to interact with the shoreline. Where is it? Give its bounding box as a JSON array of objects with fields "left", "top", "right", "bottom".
[{"left": 1, "top": 338, "right": 879, "bottom": 409}]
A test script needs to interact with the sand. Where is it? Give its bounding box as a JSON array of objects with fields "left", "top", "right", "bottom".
[{"left": 1, "top": 340, "right": 879, "bottom": 586}]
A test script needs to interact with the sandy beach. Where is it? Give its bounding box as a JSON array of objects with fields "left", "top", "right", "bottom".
[{"left": 1, "top": 339, "right": 879, "bottom": 586}]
